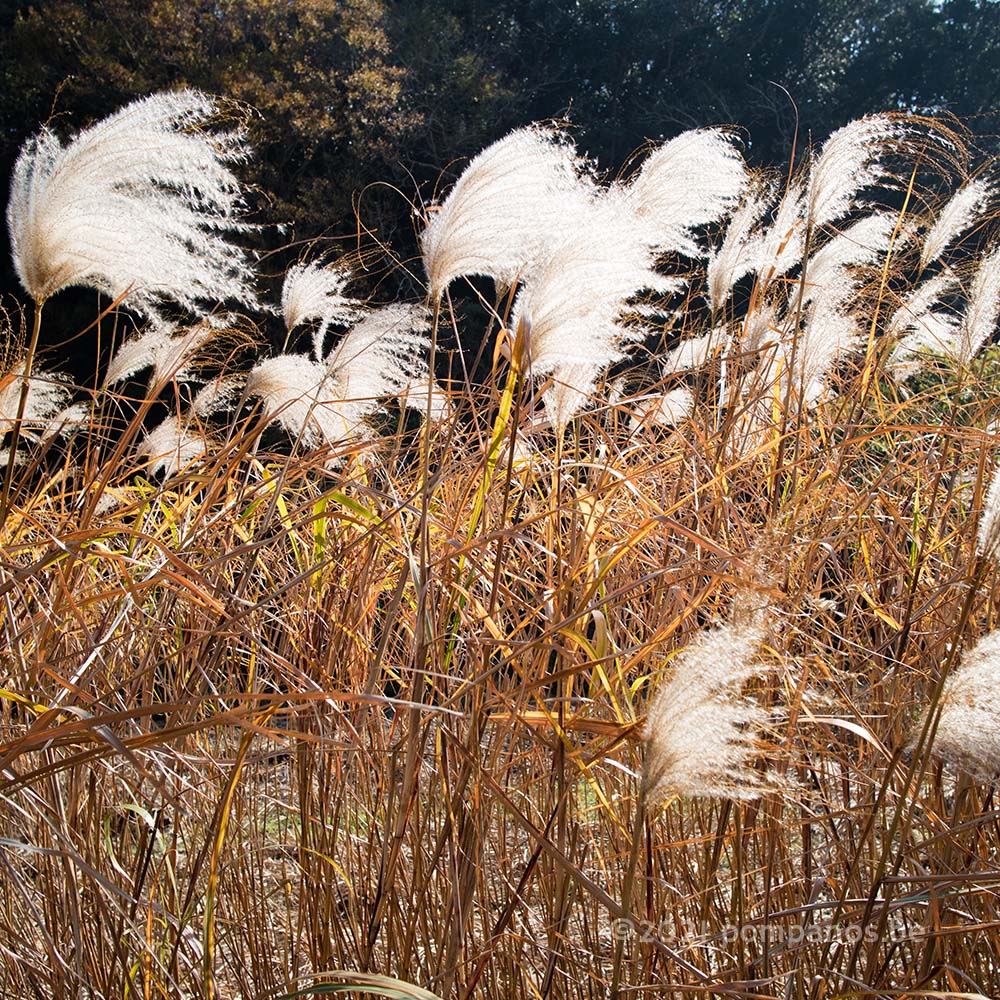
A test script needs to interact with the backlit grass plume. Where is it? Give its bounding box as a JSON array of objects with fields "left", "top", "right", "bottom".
[
  {"left": 104, "top": 319, "right": 219, "bottom": 388},
  {"left": 919, "top": 630, "right": 1000, "bottom": 781},
  {"left": 622, "top": 127, "right": 748, "bottom": 258},
  {"left": 6, "top": 89, "right": 259, "bottom": 317},
  {"left": 247, "top": 304, "right": 434, "bottom": 449},
  {"left": 420, "top": 125, "right": 597, "bottom": 301},
  {"left": 281, "top": 258, "right": 367, "bottom": 360},
  {"left": 643, "top": 612, "right": 774, "bottom": 803},
  {"left": 510, "top": 190, "right": 679, "bottom": 428}
]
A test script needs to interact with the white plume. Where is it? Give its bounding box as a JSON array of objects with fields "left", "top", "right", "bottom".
[
  {"left": 707, "top": 183, "right": 772, "bottom": 313},
  {"left": 805, "top": 115, "right": 900, "bottom": 228},
  {"left": 959, "top": 244, "right": 1000, "bottom": 363},
  {"left": 921, "top": 178, "right": 993, "bottom": 269},
  {"left": 248, "top": 305, "right": 433, "bottom": 446},
  {"left": 104, "top": 320, "right": 216, "bottom": 387},
  {"left": 136, "top": 414, "right": 209, "bottom": 478},
  {"left": 510, "top": 189, "right": 672, "bottom": 428},
  {"left": 622, "top": 128, "right": 749, "bottom": 258},
  {"left": 6, "top": 89, "right": 259, "bottom": 316},
  {"left": 281, "top": 259, "right": 367, "bottom": 361},
  {"left": 420, "top": 125, "right": 597, "bottom": 301}
]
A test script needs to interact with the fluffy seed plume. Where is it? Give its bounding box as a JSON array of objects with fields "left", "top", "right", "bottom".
[
  {"left": 0, "top": 369, "right": 73, "bottom": 443},
  {"left": 6, "top": 89, "right": 259, "bottom": 316},
  {"left": 629, "top": 387, "right": 695, "bottom": 430},
  {"left": 622, "top": 128, "right": 748, "bottom": 258},
  {"left": 977, "top": 463, "right": 1000, "bottom": 562},
  {"left": 248, "top": 304, "right": 432, "bottom": 447},
  {"left": 643, "top": 614, "right": 773, "bottom": 804},
  {"left": 919, "top": 630, "right": 1000, "bottom": 781},
  {"left": 958, "top": 244, "right": 1000, "bottom": 363},
  {"left": 104, "top": 320, "right": 218, "bottom": 387},
  {"left": 886, "top": 274, "right": 961, "bottom": 379},
  {"left": 136, "top": 415, "right": 209, "bottom": 478},
  {"left": 802, "top": 213, "right": 898, "bottom": 303},
  {"left": 805, "top": 115, "right": 900, "bottom": 228},
  {"left": 921, "top": 178, "right": 993, "bottom": 269},
  {"left": 511, "top": 189, "right": 677, "bottom": 428},
  {"left": 707, "top": 182, "right": 772, "bottom": 313},
  {"left": 420, "top": 125, "right": 596, "bottom": 301},
  {"left": 281, "top": 259, "right": 367, "bottom": 360},
  {"left": 757, "top": 183, "right": 805, "bottom": 280}
]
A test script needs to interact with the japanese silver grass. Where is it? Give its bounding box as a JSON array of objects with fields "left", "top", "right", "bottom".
[
  {"left": 958, "top": 244, "right": 1000, "bottom": 363},
  {"left": 511, "top": 189, "right": 675, "bottom": 428},
  {"left": 805, "top": 115, "right": 901, "bottom": 228},
  {"left": 921, "top": 178, "right": 993, "bottom": 269},
  {"left": 7, "top": 89, "right": 259, "bottom": 317},
  {"left": 420, "top": 125, "right": 597, "bottom": 301},
  {"left": 919, "top": 630, "right": 1000, "bottom": 781},
  {"left": 644, "top": 614, "right": 773, "bottom": 804},
  {"left": 622, "top": 128, "right": 748, "bottom": 258},
  {"left": 281, "top": 259, "right": 367, "bottom": 360}
]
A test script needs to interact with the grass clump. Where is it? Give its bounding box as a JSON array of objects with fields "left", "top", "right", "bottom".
[{"left": 3, "top": 95, "right": 1000, "bottom": 999}]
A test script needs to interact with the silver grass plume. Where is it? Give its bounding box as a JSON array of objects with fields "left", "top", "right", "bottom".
[
  {"left": 800, "top": 213, "right": 898, "bottom": 305},
  {"left": 775, "top": 215, "right": 897, "bottom": 405},
  {"left": 622, "top": 128, "right": 748, "bottom": 258},
  {"left": 136, "top": 379, "right": 242, "bottom": 478},
  {"left": 137, "top": 415, "right": 209, "bottom": 478},
  {"left": 281, "top": 259, "right": 367, "bottom": 361},
  {"left": 958, "top": 244, "right": 1000, "bottom": 363},
  {"left": 247, "top": 304, "right": 432, "bottom": 447},
  {"left": 886, "top": 274, "right": 960, "bottom": 380},
  {"left": 104, "top": 319, "right": 217, "bottom": 387},
  {"left": 0, "top": 369, "right": 73, "bottom": 444},
  {"left": 511, "top": 188, "right": 678, "bottom": 428},
  {"left": 246, "top": 354, "right": 352, "bottom": 447},
  {"left": 643, "top": 612, "right": 774, "bottom": 803},
  {"left": 707, "top": 182, "right": 772, "bottom": 313},
  {"left": 420, "top": 126, "right": 597, "bottom": 301},
  {"left": 629, "top": 387, "right": 694, "bottom": 430},
  {"left": 921, "top": 178, "right": 993, "bottom": 270},
  {"left": 665, "top": 327, "right": 727, "bottom": 373},
  {"left": 805, "top": 115, "right": 901, "bottom": 228},
  {"left": 918, "top": 629, "right": 1000, "bottom": 781},
  {"left": 757, "top": 182, "right": 806, "bottom": 280},
  {"left": 794, "top": 284, "right": 862, "bottom": 406},
  {"left": 7, "top": 89, "right": 259, "bottom": 316},
  {"left": 977, "top": 462, "right": 1000, "bottom": 562}
]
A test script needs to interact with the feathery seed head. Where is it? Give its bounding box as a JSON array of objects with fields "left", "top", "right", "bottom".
[
  {"left": 977, "top": 463, "right": 1000, "bottom": 562},
  {"left": 136, "top": 414, "right": 209, "bottom": 478},
  {"left": 629, "top": 387, "right": 695, "bottom": 430},
  {"left": 920, "top": 630, "right": 1000, "bottom": 781},
  {"left": 0, "top": 369, "right": 72, "bottom": 437},
  {"left": 104, "top": 319, "right": 218, "bottom": 388},
  {"left": 623, "top": 128, "right": 749, "bottom": 257},
  {"left": 281, "top": 259, "right": 367, "bottom": 360},
  {"left": 921, "top": 178, "right": 993, "bottom": 269},
  {"left": 643, "top": 616, "right": 773, "bottom": 804},
  {"left": 707, "top": 182, "right": 772, "bottom": 313},
  {"left": 806, "top": 115, "right": 901, "bottom": 228},
  {"left": 511, "top": 189, "right": 672, "bottom": 428},
  {"left": 247, "top": 304, "right": 432, "bottom": 447},
  {"left": 959, "top": 244, "right": 1000, "bottom": 363},
  {"left": 420, "top": 125, "right": 598, "bottom": 301},
  {"left": 7, "top": 89, "right": 260, "bottom": 316}
]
